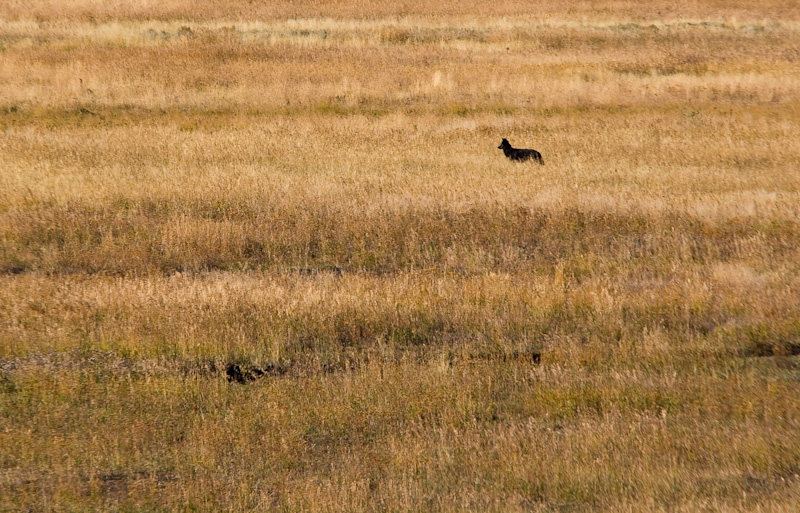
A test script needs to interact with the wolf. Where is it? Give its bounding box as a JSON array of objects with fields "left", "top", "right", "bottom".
[{"left": 498, "top": 138, "right": 544, "bottom": 164}]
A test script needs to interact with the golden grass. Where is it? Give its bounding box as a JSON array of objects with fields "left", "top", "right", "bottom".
[{"left": 1, "top": 1, "right": 800, "bottom": 511}]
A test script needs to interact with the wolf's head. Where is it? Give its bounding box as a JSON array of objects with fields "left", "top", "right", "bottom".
[{"left": 498, "top": 138, "right": 511, "bottom": 150}]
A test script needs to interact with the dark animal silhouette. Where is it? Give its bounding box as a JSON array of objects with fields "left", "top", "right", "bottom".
[{"left": 498, "top": 138, "right": 544, "bottom": 164}]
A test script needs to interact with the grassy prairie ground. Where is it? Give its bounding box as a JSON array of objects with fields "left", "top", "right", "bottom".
[{"left": 1, "top": 1, "right": 800, "bottom": 511}]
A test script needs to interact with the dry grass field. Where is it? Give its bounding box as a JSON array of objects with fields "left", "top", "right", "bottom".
[{"left": 2, "top": 0, "right": 800, "bottom": 511}]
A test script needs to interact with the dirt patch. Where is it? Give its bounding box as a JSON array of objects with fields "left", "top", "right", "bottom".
[
  {"left": 742, "top": 341, "right": 800, "bottom": 358},
  {"left": 226, "top": 362, "right": 288, "bottom": 383}
]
